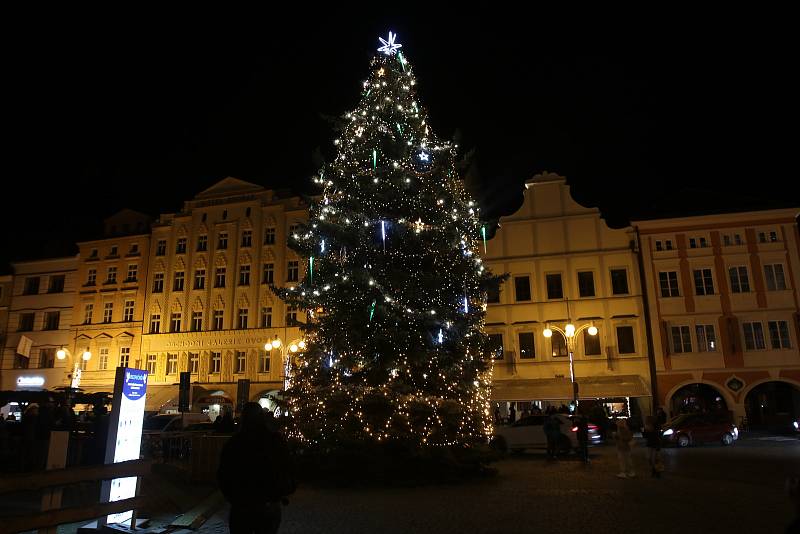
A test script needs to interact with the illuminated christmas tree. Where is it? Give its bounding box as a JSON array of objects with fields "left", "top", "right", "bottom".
[{"left": 276, "top": 32, "right": 504, "bottom": 451}]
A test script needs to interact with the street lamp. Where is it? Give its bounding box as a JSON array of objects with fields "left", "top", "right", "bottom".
[
  {"left": 543, "top": 323, "right": 597, "bottom": 410},
  {"left": 264, "top": 336, "right": 306, "bottom": 392}
]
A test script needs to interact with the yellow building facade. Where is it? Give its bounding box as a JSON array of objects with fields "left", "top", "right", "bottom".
[
  {"left": 634, "top": 209, "right": 800, "bottom": 427},
  {"left": 483, "top": 173, "right": 653, "bottom": 417}
]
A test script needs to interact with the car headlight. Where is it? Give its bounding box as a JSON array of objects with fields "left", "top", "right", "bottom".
[
  {"left": 794, "top": 421, "right": 799, "bottom": 430},
  {"left": 662, "top": 429, "right": 674, "bottom": 436}
]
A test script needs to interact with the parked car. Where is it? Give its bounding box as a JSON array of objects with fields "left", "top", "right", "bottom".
[
  {"left": 142, "top": 413, "right": 210, "bottom": 435},
  {"left": 661, "top": 413, "right": 739, "bottom": 447},
  {"left": 491, "top": 414, "right": 601, "bottom": 454},
  {"left": 141, "top": 413, "right": 211, "bottom": 459}
]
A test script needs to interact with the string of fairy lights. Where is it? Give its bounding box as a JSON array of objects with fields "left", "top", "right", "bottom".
[{"left": 275, "top": 32, "right": 502, "bottom": 448}]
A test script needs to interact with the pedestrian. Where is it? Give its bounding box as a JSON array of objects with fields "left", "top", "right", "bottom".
[
  {"left": 643, "top": 416, "right": 663, "bottom": 478},
  {"left": 656, "top": 406, "right": 667, "bottom": 426},
  {"left": 521, "top": 406, "right": 531, "bottom": 419},
  {"left": 493, "top": 405, "right": 501, "bottom": 425},
  {"left": 615, "top": 419, "right": 635, "bottom": 478},
  {"left": 544, "top": 412, "right": 563, "bottom": 460},
  {"left": 575, "top": 414, "right": 589, "bottom": 463},
  {"left": 508, "top": 404, "right": 516, "bottom": 424},
  {"left": 218, "top": 402, "right": 296, "bottom": 534}
]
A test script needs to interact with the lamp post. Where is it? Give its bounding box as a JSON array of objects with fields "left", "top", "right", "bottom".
[
  {"left": 543, "top": 323, "right": 597, "bottom": 410},
  {"left": 264, "top": 335, "right": 306, "bottom": 393}
]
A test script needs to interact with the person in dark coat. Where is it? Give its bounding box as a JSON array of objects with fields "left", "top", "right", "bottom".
[
  {"left": 218, "top": 402, "right": 295, "bottom": 534},
  {"left": 575, "top": 415, "right": 590, "bottom": 463},
  {"left": 643, "top": 416, "right": 662, "bottom": 478},
  {"left": 544, "top": 412, "right": 563, "bottom": 460},
  {"left": 508, "top": 405, "right": 516, "bottom": 424}
]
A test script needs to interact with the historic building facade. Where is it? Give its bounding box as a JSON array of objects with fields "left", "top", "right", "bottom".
[
  {"left": 138, "top": 178, "right": 308, "bottom": 415},
  {"left": 68, "top": 210, "right": 152, "bottom": 397},
  {"left": 483, "top": 173, "right": 653, "bottom": 418},
  {"left": 634, "top": 209, "right": 800, "bottom": 428},
  {"left": 0, "top": 257, "right": 78, "bottom": 400}
]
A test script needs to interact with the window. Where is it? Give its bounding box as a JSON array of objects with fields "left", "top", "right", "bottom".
[
  {"left": 123, "top": 299, "right": 134, "bottom": 322},
  {"left": 241, "top": 230, "right": 252, "bottom": 247},
  {"left": 616, "top": 326, "right": 636, "bottom": 354},
  {"left": 170, "top": 312, "right": 182, "bottom": 332},
  {"left": 119, "top": 347, "right": 130, "bottom": 368},
  {"left": 286, "top": 305, "right": 298, "bottom": 324},
  {"left": 48, "top": 275, "right": 65, "bottom": 293},
  {"left": 287, "top": 261, "right": 299, "bottom": 282},
  {"left": 44, "top": 311, "right": 60, "bottom": 330},
  {"left": 176, "top": 238, "right": 187, "bottom": 254},
  {"left": 699, "top": 237, "right": 708, "bottom": 248},
  {"left": 671, "top": 326, "right": 692, "bottom": 353},
  {"left": 150, "top": 314, "right": 161, "bottom": 333},
  {"left": 153, "top": 273, "right": 164, "bottom": 293},
  {"left": 696, "top": 325, "right": 717, "bottom": 352},
  {"left": 261, "top": 307, "right": 272, "bottom": 328},
  {"left": 87, "top": 269, "right": 97, "bottom": 285},
  {"left": 109, "top": 246, "right": 118, "bottom": 257},
  {"left": 545, "top": 273, "right": 563, "bottom": 300},
  {"left": 693, "top": 268, "right": 714, "bottom": 295},
  {"left": 734, "top": 234, "right": 742, "bottom": 245},
  {"left": 610, "top": 269, "right": 629, "bottom": 295},
  {"left": 551, "top": 334, "right": 567, "bottom": 358},
  {"left": 126, "top": 264, "right": 138, "bottom": 282},
  {"left": 728, "top": 266, "right": 749, "bottom": 293},
  {"left": 218, "top": 232, "right": 228, "bottom": 249},
  {"left": 723, "top": 235, "right": 731, "bottom": 246},
  {"left": 689, "top": 238, "right": 697, "bottom": 249},
  {"left": 659, "top": 271, "right": 680, "bottom": 297},
  {"left": 89, "top": 248, "right": 99, "bottom": 259},
  {"left": 584, "top": 329, "right": 601, "bottom": 355},
  {"left": 488, "top": 333, "right": 504, "bottom": 360},
  {"left": 238, "top": 308, "right": 249, "bottom": 329},
  {"left": 167, "top": 353, "right": 178, "bottom": 374},
  {"left": 194, "top": 269, "right": 206, "bottom": 290},
  {"left": 518, "top": 332, "right": 535, "bottom": 359},
  {"left": 486, "top": 284, "right": 500, "bottom": 303},
  {"left": 264, "top": 227, "right": 276, "bottom": 245},
  {"left": 83, "top": 303, "right": 93, "bottom": 324},
  {"left": 289, "top": 223, "right": 299, "bottom": 236},
  {"left": 213, "top": 310, "right": 224, "bottom": 330},
  {"left": 222, "top": 210, "right": 228, "bottom": 220},
  {"left": 80, "top": 355, "right": 88, "bottom": 371},
  {"left": 764, "top": 264, "right": 787, "bottom": 291},
  {"left": 106, "top": 267, "right": 117, "bottom": 284},
  {"left": 99, "top": 348, "right": 109, "bottom": 371},
  {"left": 18, "top": 313, "right": 34, "bottom": 331},
  {"left": 24, "top": 277, "right": 40, "bottom": 295},
  {"left": 577, "top": 272, "right": 595, "bottom": 298},
  {"left": 260, "top": 350, "right": 271, "bottom": 373},
  {"left": 156, "top": 240, "right": 167, "bottom": 256},
  {"left": 39, "top": 348, "right": 56, "bottom": 369},
  {"left": 655, "top": 240, "right": 663, "bottom": 251},
  {"left": 743, "top": 322, "right": 766, "bottom": 350},
  {"left": 189, "top": 352, "right": 199, "bottom": 374},
  {"left": 147, "top": 354, "right": 157, "bottom": 374},
  {"left": 262, "top": 263, "right": 274, "bottom": 285},
  {"left": 758, "top": 232, "right": 767, "bottom": 243},
  {"left": 665, "top": 240, "right": 673, "bottom": 250},
  {"left": 191, "top": 311, "right": 203, "bottom": 331},
  {"left": 768, "top": 321, "right": 792, "bottom": 349},
  {"left": 128, "top": 243, "right": 139, "bottom": 255},
  {"left": 215, "top": 268, "right": 226, "bottom": 288},
  {"left": 246, "top": 207, "right": 251, "bottom": 217},
  {"left": 514, "top": 276, "right": 531, "bottom": 301},
  {"left": 239, "top": 265, "right": 251, "bottom": 286},
  {"left": 197, "top": 235, "right": 208, "bottom": 252},
  {"left": 770, "top": 231, "right": 778, "bottom": 242},
  {"left": 236, "top": 351, "right": 246, "bottom": 374},
  {"left": 210, "top": 352, "right": 221, "bottom": 374},
  {"left": 174, "top": 271, "right": 185, "bottom": 291},
  {"left": 103, "top": 302, "right": 113, "bottom": 323}
]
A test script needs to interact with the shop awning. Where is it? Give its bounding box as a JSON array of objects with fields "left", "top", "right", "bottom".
[
  {"left": 491, "top": 375, "right": 651, "bottom": 401},
  {"left": 143, "top": 384, "right": 178, "bottom": 412}
]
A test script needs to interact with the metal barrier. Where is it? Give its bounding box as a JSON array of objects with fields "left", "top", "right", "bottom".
[{"left": 142, "top": 432, "right": 230, "bottom": 482}]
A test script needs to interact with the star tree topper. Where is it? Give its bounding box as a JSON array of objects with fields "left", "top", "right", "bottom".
[{"left": 377, "top": 31, "right": 402, "bottom": 56}]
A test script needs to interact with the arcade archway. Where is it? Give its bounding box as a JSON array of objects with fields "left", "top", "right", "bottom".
[
  {"left": 744, "top": 381, "right": 800, "bottom": 431},
  {"left": 670, "top": 383, "right": 729, "bottom": 417}
]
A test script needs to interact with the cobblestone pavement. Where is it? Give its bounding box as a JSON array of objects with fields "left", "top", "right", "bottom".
[{"left": 195, "top": 437, "right": 800, "bottom": 534}]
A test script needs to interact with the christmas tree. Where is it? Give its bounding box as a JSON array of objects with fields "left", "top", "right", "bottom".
[{"left": 276, "top": 32, "right": 504, "bottom": 451}]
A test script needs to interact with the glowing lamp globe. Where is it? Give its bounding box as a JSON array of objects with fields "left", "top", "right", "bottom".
[
  {"left": 271, "top": 338, "right": 282, "bottom": 349},
  {"left": 298, "top": 340, "right": 306, "bottom": 350},
  {"left": 264, "top": 343, "right": 272, "bottom": 351},
  {"left": 82, "top": 350, "right": 91, "bottom": 361},
  {"left": 289, "top": 344, "right": 299, "bottom": 353},
  {"left": 565, "top": 324, "right": 576, "bottom": 337},
  {"left": 543, "top": 328, "right": 553, "bottom": 338},
  {"left": 56, "top": 349, "right": 67, "bottom": 360},
  {"left": 588, "top": 326, "right": 598, "bottom": 336}
]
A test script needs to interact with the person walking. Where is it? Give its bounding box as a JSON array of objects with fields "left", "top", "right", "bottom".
[
  {"left": 544, "top": 410, "right": 563, "bottom": 460},
  {"left": 643, "top": 416, "right": 663, "bottom": 478},
  {"left": 508, "top": 404, "right": 516, "bottom": 424},
  {"left": 575, "top": 414, "right": 590, "bottom": 463},
  {"left": 218, "top": 402, "right": 295, "bottom": 534},
  {"left": 615, "top": 419, "right": 635, "bottom": 478}
]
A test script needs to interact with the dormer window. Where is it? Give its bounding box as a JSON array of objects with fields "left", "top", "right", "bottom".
[{"left": 109, "top": 246, "right": 118, "bottom": 257}]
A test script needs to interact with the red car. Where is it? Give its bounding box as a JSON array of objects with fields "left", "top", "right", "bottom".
[{"left": 661, "top": 413, "right": 739, "bottom": 447}]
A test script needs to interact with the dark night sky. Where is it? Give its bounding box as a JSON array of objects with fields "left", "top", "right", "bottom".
[{"left": 2, "top": 10, "right": 797, "bottom": 273}]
